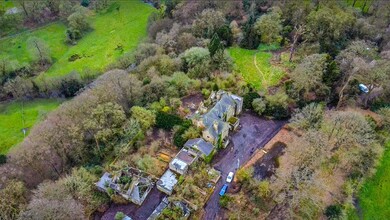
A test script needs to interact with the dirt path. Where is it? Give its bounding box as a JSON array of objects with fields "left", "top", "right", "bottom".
[
  {"left": 203, "top": 111, "right": 286, "bottom": 219},
  {"left": 254, "top": 53, "right": 267, "bottom": 88}
]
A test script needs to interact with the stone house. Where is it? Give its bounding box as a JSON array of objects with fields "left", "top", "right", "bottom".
[{"left": 193, "top": 91, "right": 243, "bottom": 147}]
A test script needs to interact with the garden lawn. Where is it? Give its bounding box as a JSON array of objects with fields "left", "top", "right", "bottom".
[
  {"left": 0, "top": 99, "right": 63, "bottom": 154},
  {"left": 228, "top": 47, "right": 284, "bottom": 90},
  {"left": 358, "top": 141, "right": 390, "bottom": 219},
  {"left": 0, "top": 1, "right": 155, "bottom": 77}
]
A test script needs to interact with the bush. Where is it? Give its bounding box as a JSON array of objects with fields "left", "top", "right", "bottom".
[
  {"left": 264, "top": 91, "right": 290, "bottom": 119},
  {"left": 243, "top": 92, "right": 261, "bottom": 109},
  {"left": 219, "top": 195, "right": 231, "bottom": 208},
  {"left": 325, "top": 204, "right": 342, "bottom": 219},
  {"left": 59, "top": 72, "right": 84, "bottom": 98},
  {"left": 202, "top": 88, "right": 211, "bottom": 98},
  {"left": 0, "top": 154, "right": 6, "bottom": 164},
  {"left": 204, "top": 150, "right": 216, "bottom": 164},
  {"left": 252, "top": 98, "right": 266, "bottom": 116},
  {"left": 236, "top": 166, "right": 254, "bottom": 185},
  {"left": 156, "top": 111, "right": 183, "bottom": 130},
  {"left": 115, "top": 212, "right": 126, "bottom": 220},
  {"left": 173, "top": 120, "right": 192, "bottom": 148},
  {"left": 81, "top": 0, "right": 90, "bottom": 7}
]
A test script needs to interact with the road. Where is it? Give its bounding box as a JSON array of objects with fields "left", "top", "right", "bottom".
[{"left": 203, "top": 111, "right": 286, "bottom": 219}]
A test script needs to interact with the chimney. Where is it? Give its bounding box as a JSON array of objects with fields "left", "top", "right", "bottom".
[{"left": 213, "top": 121, "right": 218, "bottom": 132}]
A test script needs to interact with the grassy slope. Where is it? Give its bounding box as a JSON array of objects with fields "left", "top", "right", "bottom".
[
  {"left": 0, "top": 99, "right": 63, "bottom": 154},
  {"left": 358, "top": 141, "right": 390, "bottom": 219},
  {"left": 45, "top": 1, "right": 154, "bottom": 77},
  {"left": 0, "top": 1, "right": 155, "bottom": 77},
  {"left": 228, "top": 47, "right": 284, "bottom": 90}
]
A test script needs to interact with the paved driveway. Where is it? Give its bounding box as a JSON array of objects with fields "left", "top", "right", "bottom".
[{"left": 203, "top": 111, "right": 286, "bottom": 219}]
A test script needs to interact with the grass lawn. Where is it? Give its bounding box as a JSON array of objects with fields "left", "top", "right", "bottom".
[
  {"left": 228, "top": 47, "right": 284, "bottom": 90},
  {"left": 358, "top": 141, "right": 390, "bottom": 219},
  {"left": 0, "top": 99, "right": 63, "bottom": 154},
  {"left": 0, "top": 1, "right": 155, "bottom": 77}
]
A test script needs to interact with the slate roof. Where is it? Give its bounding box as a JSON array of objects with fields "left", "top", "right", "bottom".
[
  {"left": 184, "top": 138, "right": 215, "bottom": 156},
  {"left": 157, "top": 169, "right": 178, "bottom": 194},
  {"left": 201, "top": 93, "right": 239, "bottom": 140}
]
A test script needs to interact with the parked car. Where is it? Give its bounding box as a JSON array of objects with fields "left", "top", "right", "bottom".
[
  {"left": 226, "top": 172, "right": 234, "bottom": 183},
  {"left": 359, "top": 84, "right": 369, "bottom": 93},
  {"left": 219, "top": 184, "right": 228, "bottom": 196}
]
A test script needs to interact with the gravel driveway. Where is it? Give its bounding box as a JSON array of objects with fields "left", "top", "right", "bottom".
[{"left": 203, "top": 111, "right": 286, "bottom": 219}]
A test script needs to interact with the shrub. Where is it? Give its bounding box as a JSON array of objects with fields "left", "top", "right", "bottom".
[
  {"left": 325, "top": 204, "right": 342, "bottom": 219},
  {"left": 264, "top": 91, "right": 290, "bottom": 119},
  {"left": 243, "top": 92, "right": 261, "bottom": 109},
  {"left": 115, "top": 212, "right": 126, "bottom": 220},
  {"left": 156, "top": 112, "right": 183, "bottom": 130},
  {"left": 204, "top": 150, "right": 216, "bottom": 164},
  {"left": 119, "top": 176, "right": 132, "bottom": 185},
  {"left": 219, "top": 195, "right": 231, "bottom": 208},
  {"left": 257, "top": 180, "right": 271, "bottom": 199},
  {"left": 252, "top": 98, "right": 266, "bottom": 116},
  {"left": 59, "top": 72, "right": 84, "bottom": 98},
  {"left": 173, "top": 120, "right": 192, "bottom": 148},
  {"left": 0, "top": 154, "right": 6, "bottom": 164},
  {"left": 236, "top": 166, "right": 254, "bottom": 185},
  {"left": 202, "top": 88, "right": 211, "bottom": 98},
  {"left": 81, "top": 0, "right": 90, "bottom": 7}
]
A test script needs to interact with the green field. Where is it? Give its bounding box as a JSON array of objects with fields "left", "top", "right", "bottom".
[
  {"left": 358, "top": 141, "right": 390, "bottom": 219},
  {"left": 0, "top": 99, "right": 63, "bottom": 154},
  {"left": 228, "top": 47, "right": 284, "bottom": 90},
  {"left": 0, "top": 1, "right": 155, "bottom": 77}
]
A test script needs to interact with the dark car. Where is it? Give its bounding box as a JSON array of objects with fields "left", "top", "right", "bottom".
[{"left": 219, "top": 184, "right": 228, "bottom": 196}]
